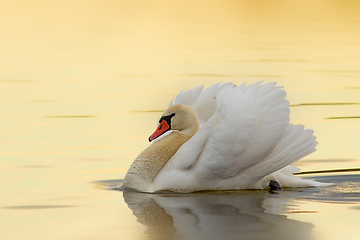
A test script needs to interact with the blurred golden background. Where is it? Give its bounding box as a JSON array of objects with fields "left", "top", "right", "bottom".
[{"left": 1, "top": 1, "right": 360, "bottom": 240}]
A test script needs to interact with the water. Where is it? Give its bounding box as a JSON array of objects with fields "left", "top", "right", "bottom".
[{"left": 1, "top": 1, "right": 360, "bottom": 239}]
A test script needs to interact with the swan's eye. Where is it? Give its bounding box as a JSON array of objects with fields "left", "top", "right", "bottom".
[{"left": 158, "top": 113, "right": 176, "bottom": 126}]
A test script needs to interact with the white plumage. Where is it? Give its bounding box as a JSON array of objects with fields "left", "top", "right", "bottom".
[{"left": 124, "top": 82, "right": 326, "bottom": 192}]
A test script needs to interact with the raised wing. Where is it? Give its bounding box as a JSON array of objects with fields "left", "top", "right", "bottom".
[
  {"left": 169, "top": 83, "right": 235, "bottom": 125},
  {"left": 195, "top": 82, "right": 290, "bottom": 179}
]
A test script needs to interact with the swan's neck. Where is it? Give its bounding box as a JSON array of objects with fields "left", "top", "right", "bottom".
[{"left": 124, "top": 126, "right": 198, "bottom": 192}]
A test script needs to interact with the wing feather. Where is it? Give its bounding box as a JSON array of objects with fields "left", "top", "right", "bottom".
[
  {"left": 240, "top": 124, "right": 318, "bottom": 188},
  {"left": 195, "top": 82, "right": 290, "bottom": 179},
  {"left": 171, "top": 85, "right": 204, "bottom": 107},
  {"left": 169, "top": 83, "right": 235, "bottom": 124}
]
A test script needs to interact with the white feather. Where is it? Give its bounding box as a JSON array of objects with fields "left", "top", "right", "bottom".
[{"left": 150, "top": 82, "right": 326, "bottom": 192}]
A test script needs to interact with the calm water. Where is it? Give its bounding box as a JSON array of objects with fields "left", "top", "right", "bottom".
[{"left": 1, "top": 1, "right": 360, "bottom": 240}]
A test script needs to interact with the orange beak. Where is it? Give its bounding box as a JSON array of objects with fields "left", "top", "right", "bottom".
[{"left": 148, "top": 119, "right": 171, "bottom": 142}]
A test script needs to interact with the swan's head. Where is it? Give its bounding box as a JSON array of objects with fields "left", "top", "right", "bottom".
[{"left": 148, "top": 104, "right": 199, "bottom": 142}]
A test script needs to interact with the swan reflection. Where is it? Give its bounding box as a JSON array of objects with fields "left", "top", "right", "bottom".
[{"left": 123, "top": 191, "right": 313, "bottom": 240}]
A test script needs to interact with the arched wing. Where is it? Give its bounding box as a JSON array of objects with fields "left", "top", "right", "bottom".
[
  {"left": 169, "top": 83, "right": 235, "bottom": 125},
  {"left": 195, "top": 82, "right": 290, "bottom": 179}
]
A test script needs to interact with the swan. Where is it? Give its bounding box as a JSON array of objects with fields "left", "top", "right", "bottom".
[{"left": 123, "top": 82, "right": 326, "bottom": 193}]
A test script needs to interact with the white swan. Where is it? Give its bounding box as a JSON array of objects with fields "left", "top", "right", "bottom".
[{"left": 124, "top": 82, "right": 326, "bottom": 193}]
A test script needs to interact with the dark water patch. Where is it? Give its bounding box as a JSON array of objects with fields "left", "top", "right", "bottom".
[
  {"left": 92, "top": 179, "right": 124, "bottom": 190},
  {"left": 2, "top": 205, "right": 76, "bottom": 210},
  {"left": 107, "top": 185, "right": 125, "bottom": 191},
  {"left": 326, "top": 116, "right": 360, "bottom": 119},
  {"left": 290, "top": 174, "right": 360, "bottom": 203},
  {"left": 290, "top": 187, "right": 360, "bottom": 203},
  {"left": 131, "top": 110, "right": 164, "bottom": 113},
  {"left": 93, "top": 179, "right": 124, "bottom": 185},
  {"left": 0, "top": 80, "right": 35, "bottom": 83},
  {"left": 19, "top": 165, "right": 53, "bottom": 168},
  {"left": 44, "top": 115, "right": 96, "bottom": 118},
  {"left": 291, "top": 102, "right": 360, "bottom": 107},
  {"left": 304, "top": 174, "right": 360, "bottom": 184},
  {"left": 296, "top": 168, "right": 360, "bottom": 175}
]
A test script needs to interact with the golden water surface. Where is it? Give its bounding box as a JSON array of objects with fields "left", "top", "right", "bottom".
[{"left": 1, "top": 1, "right": 360, "bottom": 240}]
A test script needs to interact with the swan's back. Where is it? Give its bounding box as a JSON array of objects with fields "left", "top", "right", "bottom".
[{"left": 151, "top": 82, "right": 321, "bottom": 192}]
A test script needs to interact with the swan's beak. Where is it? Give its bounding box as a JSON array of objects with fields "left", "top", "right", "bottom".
[{"left": 149, "top": 119, "right": 171, "bottom": 142}]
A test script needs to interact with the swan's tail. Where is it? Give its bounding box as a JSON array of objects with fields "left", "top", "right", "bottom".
[{"left": 242, "top": 123, "right": 325, "bottom": 188}]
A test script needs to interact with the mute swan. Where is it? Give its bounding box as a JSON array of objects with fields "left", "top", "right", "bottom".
[{"left": 124, "top": 82, "right": 326, "bottom": 193}]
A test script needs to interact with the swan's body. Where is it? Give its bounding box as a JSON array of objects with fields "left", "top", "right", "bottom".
[{"left": 124, "top": 82, "right": 325, "bottom": 193}]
